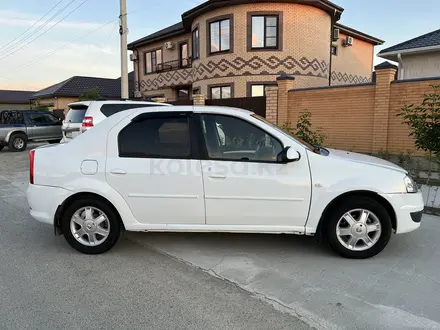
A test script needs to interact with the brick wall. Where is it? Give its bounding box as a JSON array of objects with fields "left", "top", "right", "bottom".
[
  {"left": 267, "top": 63, "right": 440, "bottom": 154},
  {"left": 288, "top": 84, "right": 375, "bottom": 152}
]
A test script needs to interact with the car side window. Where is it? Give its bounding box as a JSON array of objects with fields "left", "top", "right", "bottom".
[
  {"left": 43, "top": 113, "right": 60, "bottom": 123},
  {"left": 101, "top": 104, "right": 157, "bottom": 117},
  {"left": 118, "top": 115, "right": 191, "bottom": 159},
  {"left": 201, "top": 114, "right": 283, "bottom": 162},
  {"left": 29, "top": 113, "right": 48, "bottom": 124}
]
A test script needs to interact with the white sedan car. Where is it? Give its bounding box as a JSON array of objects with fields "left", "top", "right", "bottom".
[{"left": 27, "top": 106, "right": 424, "bottom": 258}]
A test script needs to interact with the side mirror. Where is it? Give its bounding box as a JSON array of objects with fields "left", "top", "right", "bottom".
[{"left": 277, "top": 147, "right": 301, "bottom": 164}]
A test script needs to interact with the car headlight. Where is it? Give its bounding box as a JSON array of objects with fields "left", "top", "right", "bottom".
[{"left": 404, "top": 175, "right": 418, "bottom": 193}]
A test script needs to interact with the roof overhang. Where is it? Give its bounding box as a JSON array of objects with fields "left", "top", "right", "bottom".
[
  {"left": 335, "top": 23, "right": 384, "bottom": 45},
  {"left": 128, "top": 27, "right": 186, "bottom": 50},
  {"left": 378, "top": 45, "right": 440, "bottom": 61},
  {"left": 182, "top": 0, "right": 343, "bottom": 29}
]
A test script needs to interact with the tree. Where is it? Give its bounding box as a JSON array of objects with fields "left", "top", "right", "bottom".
[
  {"left": 397, "top": 85, "right": 440, "bottom": 184},
  {"left": 281, "top": 109, "right": 325, "bottom": 146},
  {"left": 78, "top": 88, "right": 101, "bottom": 101},
  {"left": 32, "top": 99, "right": 49, "bottom": 111}
]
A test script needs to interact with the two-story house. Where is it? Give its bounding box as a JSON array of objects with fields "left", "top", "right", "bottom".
[{"left": 128, "top": 0, "right": 384, "bottom": 101}]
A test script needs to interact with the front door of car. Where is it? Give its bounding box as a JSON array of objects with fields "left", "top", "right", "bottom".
[
  {"left": 27, "top": 112, "right": 61, "bottom": 139},
  {"left": 105, "top": 112, "right": 205, "bottom": 225},
  {"left": 199, "top": 114, "right": 311, "bottom": 229}
]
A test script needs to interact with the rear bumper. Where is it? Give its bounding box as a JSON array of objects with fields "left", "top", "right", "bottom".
[
  {"left": 27, "top": 184, "right": 71, "bottom": 226},
  {"left": 379, "top": 192, "right": 424, "bottom": 234}
]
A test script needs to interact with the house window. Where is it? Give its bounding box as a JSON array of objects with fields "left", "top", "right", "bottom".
[
  {"left": 251, "top": 15, "right": 279, "bottom": 49},
  {"left": 331, "top": 45, "right": 338, "bottom": 56},
  {"left": 192, "top": 27, "right": 200, "bottom": 59},
  {"left": 179, "top": 42, "right": 189, "bottom": 68},
  {"left": 145, "top": 49, "right": 162, "bottom": 74},
  {"left": 210, "top": 85, "right": 232, "bottom": 99},
  {"left": 250, "top": 84, "right": 277, "bottom": 97},
  {"left": 209, "top": 18, "right": 231, "bottom": 54}
]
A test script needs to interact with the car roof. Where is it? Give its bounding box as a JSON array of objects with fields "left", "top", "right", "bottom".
[
  {"left": 67, "top": 100, "right": 170, "bottom": 107},
  {"left": 102, "top": 106, "right": 253, "bottom": 125}
]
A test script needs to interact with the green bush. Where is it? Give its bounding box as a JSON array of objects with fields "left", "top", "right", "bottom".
[{"left": 281, "top": 109, "right": 325, "bottom": 146}]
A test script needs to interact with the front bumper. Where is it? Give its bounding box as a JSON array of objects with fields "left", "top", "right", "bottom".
[
  {"left": 27, "top": 184, "right": 71, "bottom": 226},
  {"left": 380, "top": 192, "right": 424, "bottom": 234}
]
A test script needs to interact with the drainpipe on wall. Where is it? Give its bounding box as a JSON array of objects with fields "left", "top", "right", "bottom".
[{"left": 397, "top": 53, "right": 404, "bottom": 80}]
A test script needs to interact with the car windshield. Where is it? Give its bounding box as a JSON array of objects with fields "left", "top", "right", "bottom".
[
  {"left": 251, "top": 114, "right": 317, "bottom": 151},
  {"left": 65, "top": 105, "right": 88, "bottom": 123}
]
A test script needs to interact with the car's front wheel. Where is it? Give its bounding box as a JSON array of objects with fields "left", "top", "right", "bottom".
[
  {"left": 325, "top": 196, "right": 392, "bottom": 259},
  {"left": 60, "top": 198, "right": 122, "bottom": 254}
]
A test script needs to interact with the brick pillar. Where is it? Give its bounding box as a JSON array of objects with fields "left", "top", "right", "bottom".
[
  {"left": 372, "top": 61, "right": 397, "bottom": 153},
  {"left": 265, "top": 87, "right": 278, "bottom": 124},
  {"left": 276, "top": 74, "right": 295, "bottom": 125},
  {"left": 193, "top": 94, "right": 205, "bottom": 106}
]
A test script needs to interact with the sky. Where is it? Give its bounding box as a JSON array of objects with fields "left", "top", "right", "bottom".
[{"left": 0, "top": 0, "right": 439, "bottom": 91}]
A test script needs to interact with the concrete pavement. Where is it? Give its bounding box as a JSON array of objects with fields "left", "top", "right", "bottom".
[{"left": 127, "top": 217, "right": 440, "bottom": 329}]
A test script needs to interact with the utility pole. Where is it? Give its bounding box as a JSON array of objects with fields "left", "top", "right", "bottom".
[{"left": 120, "top": 0, "right": 129, "bottom": 99}]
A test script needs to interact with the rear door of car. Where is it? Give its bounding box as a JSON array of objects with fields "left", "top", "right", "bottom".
[
  {"left": 105, "top": 110, "right": 206, "bottom": 225},
  {"left": 27, "top": 111, "right": 62, "bottom": 140}
]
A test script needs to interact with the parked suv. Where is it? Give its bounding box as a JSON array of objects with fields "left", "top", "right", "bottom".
[
  {"left": 0, "top": 110, "right": 62, "bottom": 152},
  {"left": 27, "top": 106, "right": 423, "bottom": 258},
  {"left": 62, "top": 100, "right": 170, "bottom": 141}
]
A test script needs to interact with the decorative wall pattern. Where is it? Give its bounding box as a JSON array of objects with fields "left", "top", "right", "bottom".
[
  {"left": 138, "top": 56, "right": 329, "bottom": 92},
  {"left": 331, "top": 71, "right": 371, "bottom": 85}
]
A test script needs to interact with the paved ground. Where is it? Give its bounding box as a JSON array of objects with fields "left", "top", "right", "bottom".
[
  {"left": 0, "top": 144, "right": 309, "bottom": 330},
  {"left": 2, "top": 145, "right": 440, "bottom": 329}
]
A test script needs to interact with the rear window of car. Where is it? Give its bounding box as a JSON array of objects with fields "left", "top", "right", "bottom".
[
  {"left": 100, "top": 104, "right": 160, "bottom": 117},
  {"left": 65, "top": 105, "right": 88, "bottom": 123},
  {"left": 0, "top": 110, "right": 24, "bottom": 124}
]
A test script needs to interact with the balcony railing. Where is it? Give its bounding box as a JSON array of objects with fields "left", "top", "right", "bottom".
[{"left": 151, "top": 58, "right": 192, "bottom": 74}]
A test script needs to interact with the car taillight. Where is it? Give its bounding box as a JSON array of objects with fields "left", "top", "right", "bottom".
[
  {"left": 82, "top": 116, "right": 94, "bottom": 128},
  {"left": 30, "top": 150, "right": 35, "bottom": 184}
]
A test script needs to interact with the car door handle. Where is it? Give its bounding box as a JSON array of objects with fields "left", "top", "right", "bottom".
[
  {"left": 110, "top": 169, "right": 127, "bottom": 175},
  {"left": 209, "top": 174, "right": 226, "bottom": 179}
]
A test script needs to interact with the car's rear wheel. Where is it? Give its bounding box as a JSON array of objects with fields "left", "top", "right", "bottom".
[
  {"left": 0, "top": 145, "right": 4, "bottom": 151},
  {"left": 8, "top": 133, "right": 27, "bottom": 152},
  {"left": 60, "top": 198, "right": 122, "bottom": 254},
  {"left": 48, "top": 139, "right": 61, "bottom": 144},
  {"left": 325, "top": 196, "right": 392, "bottom": 259}
]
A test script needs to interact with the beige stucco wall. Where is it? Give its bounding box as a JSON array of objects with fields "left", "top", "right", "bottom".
[
  {"left": 38, "top": 97, "right": 78, "bottom": 112},
  {"left": 331, "top": 33, "right": 374, "bottom": 85},
  {"left": 401, "top": 51, "right": 440, "bottom": 79},
  {"left": 133, "top": 33, "right": 192, "bottom": 96},
  {"left": 132, "top": 2, "right": 379, "bottom": 100},
  {"left": 191, "top": 3, "right": 331, "bottom": 97},
  {"left": 0, "top": 103, "right": 30, "bottom": 110}
]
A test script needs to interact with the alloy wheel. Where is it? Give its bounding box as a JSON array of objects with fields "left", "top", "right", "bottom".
[
  {"left": 70, "top": 207, "right": 110, "bottom": 246},
  {"left": 336, "top": 209, "right": 382, "bottom": 251}
]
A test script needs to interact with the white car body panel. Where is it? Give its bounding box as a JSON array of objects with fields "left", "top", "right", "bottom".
[{"left": 27, "top": 106, "right": 424, "bottom": 239}]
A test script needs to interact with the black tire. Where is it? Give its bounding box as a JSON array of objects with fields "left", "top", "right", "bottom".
[
  {"left": 324, "top": 196, "right": 392, "bottom": 259},
  {"left": 60, "top": 198, "right": 122, "bottom": 254},
  {"left": 48, "top": 139, "right": 61, "bottom": 144},
  {"left": 8, "top": 133, "right": 27, "bottom": 152},
  {"left": 0, "top": 145, "right": 4, "bottom": 151}
]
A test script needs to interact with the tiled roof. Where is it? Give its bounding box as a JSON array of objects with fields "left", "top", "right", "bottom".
[
  {"left": 128, "top": 22, "right": 185, "bottom": 49},
  {"left": 379, "top": 29, "right": 440, "bottom": 54},
  {"left": 0, "top": 90, "right": 36, "bottom": 104},
  {"left": 32, "top": 76, "right": 123, "bottom": 99}
]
